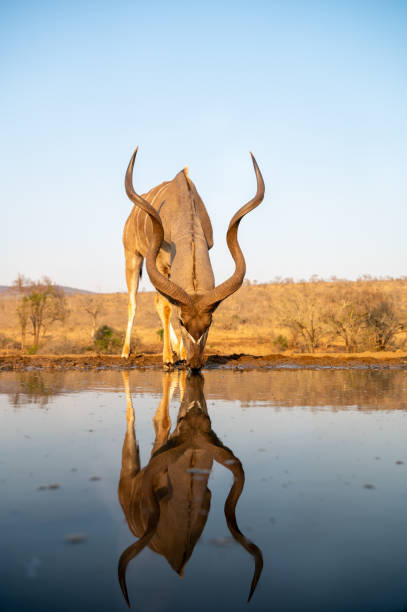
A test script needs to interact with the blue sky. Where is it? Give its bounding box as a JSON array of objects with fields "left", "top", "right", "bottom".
[{"left": 2, "top": 0, "right": 406, "bottom": 292}]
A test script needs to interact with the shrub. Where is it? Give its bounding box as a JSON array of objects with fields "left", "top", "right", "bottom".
[
  {"left": 273, "top": 334, "right": 288, "bottom": 351},
  {"left": 0, "top": 334, "right": 19, "bottom": 350},
  {"left": 94, "top": 325, "right": 123, "bottom": 353}
]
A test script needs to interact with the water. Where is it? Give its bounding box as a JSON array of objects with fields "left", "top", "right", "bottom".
[{"left": 1, "top": 369, "right": 407, "bottom": 612}]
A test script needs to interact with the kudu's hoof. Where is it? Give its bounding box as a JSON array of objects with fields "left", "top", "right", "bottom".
[
  {"left": 163, "top": 362, "right": 174, "bottom": 371},
  {"left": 175, "top": 360, "right": 187, "bottom": 370}
]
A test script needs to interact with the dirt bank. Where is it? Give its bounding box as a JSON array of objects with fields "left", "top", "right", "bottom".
[{"left": 1, "top": 352, "right": 407, "bottom": 372}]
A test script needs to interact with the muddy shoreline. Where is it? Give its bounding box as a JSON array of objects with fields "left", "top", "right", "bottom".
[{"left": 1, "top": 353, "right": 407, "bottom": 372}]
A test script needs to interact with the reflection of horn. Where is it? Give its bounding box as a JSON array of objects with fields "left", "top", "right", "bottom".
[
  {"left": 202, "top": 442, "right": 263, "bottom": 601},
  {"left": 118, "top": 521, "right": 158, "bottom": 607},
  {"left": 118, "top": 441, "right": 187, "bottom": 606}
]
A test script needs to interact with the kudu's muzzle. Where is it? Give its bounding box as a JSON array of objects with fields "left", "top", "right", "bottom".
[{"left": 183, "top": 329, "right": 208, "bottom": 371}]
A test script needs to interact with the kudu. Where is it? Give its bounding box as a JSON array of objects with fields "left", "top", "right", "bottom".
[
  {"left": 121, "top": 148, "right": 265, "bottom": 369},
  {"left": 118, "top": 371, "right": 263, "bottom": 607}
]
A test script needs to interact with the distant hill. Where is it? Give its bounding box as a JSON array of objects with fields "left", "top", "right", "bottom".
[
  {"left": 0, "top": 285, "right": 97, "bottom": 295},
  {"left": 58, "top": 286, "right": 98, "bottom": 295}
]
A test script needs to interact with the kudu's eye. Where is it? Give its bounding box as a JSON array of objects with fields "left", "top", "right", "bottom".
[{"left": 179, "top": 319, "right": 185, "bottom": 328}]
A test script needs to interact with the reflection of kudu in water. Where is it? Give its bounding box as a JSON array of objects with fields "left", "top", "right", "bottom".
[{"left": 118, "top": 371, "right": 263, "bottom": 606}]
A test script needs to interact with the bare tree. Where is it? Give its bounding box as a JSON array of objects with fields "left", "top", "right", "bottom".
[
  {"left": 80, "top": 296, "right": 105, "bottom": 340},
  {"left": 361, "top": 289, "right": 404, "bottom": 351},
  {"left": 323, "top": 284, "right": 366, "bottom": 352},
  {"left": 16, "top": 298, "right": 29, "bottom": 353},
  {"left": 276, "top": 283, "right": 326, "bottom": 352},
  {"left": 14, "top": 276, "right": 68, "bottom": 350}
]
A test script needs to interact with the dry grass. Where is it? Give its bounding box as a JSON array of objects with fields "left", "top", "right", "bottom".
[{"left": 1, "top": 278, "right": 407, "bottom": 355}]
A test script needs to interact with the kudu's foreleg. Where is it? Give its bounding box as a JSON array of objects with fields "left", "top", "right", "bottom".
[
  {"left": 154, "top": 293, "right": 178, "bottom": 366},
  {"left": 122, "top": 250, "right": 143, "bottom": 358},
  {"left": 170, "top": 326, "right": 186, "bottom": 361}
]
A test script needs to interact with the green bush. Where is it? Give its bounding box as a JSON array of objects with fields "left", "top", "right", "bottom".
[
  {"left": 94, "top": 325, "right": 122, "bottom": 353},
  {"left": 273, "top": 334, "right": 288, "bottom": 351},
  {"left": 0, "top": 334, "right": 19, "bottom": 350}
]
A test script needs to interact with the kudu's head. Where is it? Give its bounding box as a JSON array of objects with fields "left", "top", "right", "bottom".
[
  {"left": 176, "top": 298, "right": 212, "bottom": 371},
  {"left": 125, "top": 148, "right": 265, "bottom": 370}
]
